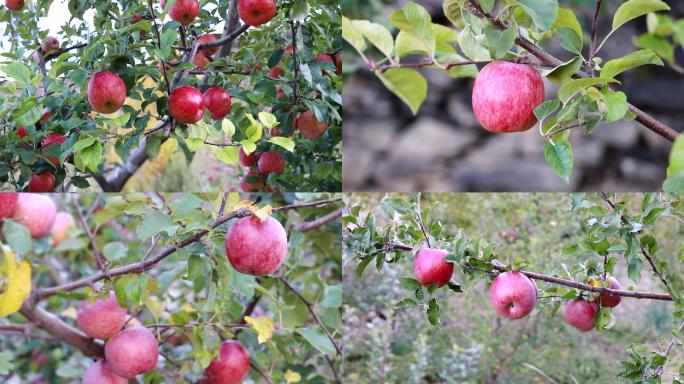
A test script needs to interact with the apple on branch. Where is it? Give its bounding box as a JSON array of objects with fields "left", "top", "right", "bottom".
[
  {"left": 12, "top": 194, "right": 57, "bottom": 238},
  {"left": 237, "top": 0, "right": 276, "bottom": 26},
  {"left": 104, "top": 326, "right": 159, "bottom": 378},
  {"left": 203, "top": 340, "right": 250, "bottom": 383},
  {"left": 472, "top": 61, "right": 545, "bottom": 133},
  {"left": 489, "top": 271, "right": 538, "bottom": 319},
  {"left": 87, "top": 71, "right": 127, "bottom": 114},
  {"left": 203, "top": 87, "right": 232, "bottom": 120},
  {"left": 168, "top": 85, "right": 205, "bottom": 124},
  {"left": 257, "top": 151, "right": 285, "bottom": 175},
  {"left": 565, "top": 298, "right": 599, "bottom": 332},
  {"left": 413, "top": 248, "right": 453, "bottom": 287},
  {"left": 28, "top": 172, "right": 56, "bottom": 193},
  {"left": 41, "top": 37, "right": 60, "bottom": 55},
  {"left": 225, "top": 215, "right": 288, "bottom": 276}
]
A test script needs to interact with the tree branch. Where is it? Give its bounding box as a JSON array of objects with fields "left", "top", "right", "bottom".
[
  {"left": 250, "top": 360, "right": 274, "bottom": 384},
  {"left": 71, "top": 195, "right": 107, "bottom": 272},
  {"left": 466, "top": 0, "right": 679, "bottom": 142},
  {"left": 292, "top": 208, "right": 342, "bottom": 232},
  {"left": 377, "top": 242, "right": 672, "bottom": 301},
  {"left": 277, "top": 277, "right": 342, "bottom": 356},
  {"left": 588, "top": 0, "right": 603, "bottom": 63}
]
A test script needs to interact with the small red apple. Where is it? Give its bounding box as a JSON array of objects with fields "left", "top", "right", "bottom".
[
  {"left": 257, "top": 151, "right": 285, "bottom": 175},
  {"left": 51, "top": 211, "right": 75, "bottom": 246},
  {"left": 12, "top": 194, "right": 57, "bottom": 238},
  {"left": 168, "top": 85, "right": 204, "bottom": 124},
  {"left": 39, "top": 110, "right": 52, "bottom": 125},
  {"left": 83, "top": 359, "right": 128, "bottom": 384},
  {"left": 598, "top": 276, "right": 622, "bottom": 308},
  {"left": 87, "top": 71, "right": 127, "bottom": 114},
  {"left": 203, "top": 87, "right": 231, "bottom": 120},
  {"left": 198, "top": 34, "right": 218, "bottom": 56},
  {"left": 193, "top": 52, "right": 210, "bottom": 69},
  {"left": 489, "top": 271, "right": 538, "bottom": 319},
  {"left": 565, "top": 298, "right": 599, "bottom": 332},
  {"left": 413, "top": 248, "right": 453, "bottom": 287},
  {"left": 204, "top": 341, "right": 250, "bottom": 383},
  {"left": 268, "top": 66, "right": 284, "bottom": 79},
  {"left": 275, "top": 84, "right": 287, "bottom": 99},
  {"left": 334, "top": 53, "right": 342, "bottom": 74},
  {"left": 237, "top": 0, "right": 276, "bottom": 26},
  {"left": 225, "top": 215, "right": 287, "bottom": 276},
  {"left": 295, "top": 110, "right": 329, "bottom": 140},
  {"left": 5, "top": 0, "right": 24, "bottom": 11},
  {"left": 28, "top": 172, "right": 56, "bottom": 192},
  {"left": 166, "top": 0, "right": 199, "bottom": 26},
  {"left": 77, "top": 291, "right": 127, "bottom": 339},
  {"left": 239, "top": 147, "right": 259, "bottom": 167},
  {"left": 41, "top": 36, "right": 60, "bottom": 54},
  {"left": 240, "top": 171, "right": 264, "bottom": 192},
  {"left": 471, "top": 61, "right": 545, "bottom": 133},
  {"left": 41, "top": 132, "right": 65, "bottom": 165},
  {"left": 104, "top": 326, "right": 159, "bottom": 378},
  {"left": 16, "top": 126, "right": 27, "bottom": 138},
  {"left": 0, "top": 192, "right": 18, "bottom": 219}
]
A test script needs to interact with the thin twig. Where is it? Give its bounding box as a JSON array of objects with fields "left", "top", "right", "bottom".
[
  {"left": 588, "top": 0, "right": 603, "bottom": 64},
  {"left": 292, "top": 208, "right": 342, "bottom": 232},
  {"left": 71, "top": 195, "right": 107, "bottom": 272},
  {"left": 250, "top": 360, "right": 274, "bottom": 384},
  {"left": 415, "top": 194, "right": 432, "bottom": 248}
]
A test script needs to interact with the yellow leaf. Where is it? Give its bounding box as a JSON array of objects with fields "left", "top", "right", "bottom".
[
  {"left": 231, "top": 200, "right": 256, "bottom": 212},
  {"left": 250, "top": 205, "right": 273, "bottom": 221},
  {"left": 0, "top": 246, "right": 32, "bottom": 317},
  {"left": 284, "top": 370, "right": 301, "bottom": 383},
  {"left": 244, "top": 315, "right": 275, "bottom": 344},
  {"left": 181, "top": 302, "right": 196, "bottom": 313},
  {"left": 144, "top": 296, "right": 165, "bottom": 319}
]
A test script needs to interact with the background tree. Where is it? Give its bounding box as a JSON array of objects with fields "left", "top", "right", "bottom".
[
  {"left": 0, "top": 192, "right": 342, "bottom": 383},
  {"left": 0, "top": 0, "right": 342, "bottom": 192},
  {"left": 343, "top": 193, "right": 684, "bottom": 383}
]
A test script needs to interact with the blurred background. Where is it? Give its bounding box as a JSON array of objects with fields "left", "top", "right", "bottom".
[
  {"left": 343, "top": 193, "right": 684, "bottom": 383},
  {"left": 341, "top": 0, "right": 684, "bottom": 192}
]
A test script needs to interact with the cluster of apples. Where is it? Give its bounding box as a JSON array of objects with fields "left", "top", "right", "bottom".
[
  {"left": 13, "top": 109, "right": 63, "bottom": 192},
  {"left": 160, "top": 0, "right": 275, "bottom": 30},
  {"left": 0, "top": 193, "right": 74, "bottom": 243},
  {"left": 238, "top": 148, "right": 285, "bottom": 192},
  {"left": 412, "top": 247, "right": 623, "bottom": 332},
  {"left": 77, "top": 292, "right": 159, "bottom": 382}
]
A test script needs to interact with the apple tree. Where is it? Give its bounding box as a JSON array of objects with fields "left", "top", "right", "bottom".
[
  {"left": 343, "top": 193, "right": 684, "bottom": 382},
  {"left": 0, "top": 192, "right": 342, "bottom": 383},
  {"left": 342, "top": 0, "right": 684, "bottom": 191},
  {"left": 0, "top": 0, "right": 342, "bottom": 192}
]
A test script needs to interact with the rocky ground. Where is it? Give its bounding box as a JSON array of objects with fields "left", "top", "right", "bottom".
[{"left": 342, "top": 1, "right": 684, "bottom": 192}]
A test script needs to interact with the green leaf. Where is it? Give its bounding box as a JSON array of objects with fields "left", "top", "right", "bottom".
[
  {"left": 612, "top": 0, "right": 670, "bottom": 32},
  {"left": 664, "top": 135, "right": 684, "bottom": 192},
  {"left": 398, "top": 277, "right": 422, "bottom": 291},
  {"left": 603, "top": 91, "right": 628, "bottom": 122},
  {"left": 2, "top": 221, "right": 31, "bottom": 254},
  {"left": 257, "top": 111, "right": 278, "bottom": 129},
  {"left": 320, "top": 285, "right": 342, "bottom": 308},
  {"left": 375, "top": 68, "right": 427, "bottom": 115},
  {"left": 554, "top": 7, "right": 583, "bottom": 39},
  {"left": 212, "top": 146, "right": 239, "bottom": 165},
  {"left": 136, "top": 212, "right": 176, "bottom": 239},
  {"left": 541, "top": 56, "right": 582, "bottom": 83},
  {"left": 268, "top": 137, "right": 295, "bottom": 152},
  {"left": 342, "top": 16, "right": 366, "bottom": 52},
  {"left": 457, "top": 29, "right": 490, "bottom": 61},
  {"left": 296, "top": 327, "right": 336, "bottom": 355},
  {"left": 600, "top": 49, "right": 664, "bottom": 79},
  {"left": 558, "top": 27, "right": 583, "bottom": 55},
  {"left": 74, "top": 139, "right": 102, "bottom": 173},
  {"left": 102, "top": 242, "right": 127, "bottom": 261},
  {"left": 388, "top": 2, "right": 436, "bottom": 58},
  {"left": 186, "top": 254, "right": 208, "bottom": 281},
  {"left": 290, "top": 0, "right": 309, "bottom": 22},
  {"left": 533, "top": 99, "right": 561, "bottom": 122},
  {"left": 633, "top": 33, "right": 674, "bottom": 61},
  {"left": 185, "top": 138, "right": 203, "bottom": 152},
  {"left": 351, "top": 20, "right": 394, "bottom": 59},
  {"left": 663, "top": 175, "right": 684, "bottom": 192},
  {"left": 558, "top": 77, "right": 619, "bottom": 103},
  {"left": 11, "top": 97, "right": 42, "bottom": 127},
  {"left": 484, "top": 26, "right": 516, "bottom": 59},
  {"left": 394, "top": 298, "right": 418, "bottom": 309},
  {"left": 1, "top": 63, "right": 32, "bottom": 86},
  {"left": 426, "top": 298, "right": 440, "bottom": 325},
  {"left": 544, "top": 138, "right": 573, "bottom": 182},
  {"left": 517, "top": 0, "right": 559, "bottom": 31}
]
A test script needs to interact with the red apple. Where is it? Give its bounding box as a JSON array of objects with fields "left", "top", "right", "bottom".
[
  {"left": 489, "top": 271, "right": 537, "bottom": 319},
  {"left": 225, "top": 215, "right": 287, "bottom": 276},
  {"left": 203, "top": 87, "right": 232, "bottom": 120},
  {"left": 317, "top": 54, "right": 334, "bottom": 65},
  {"left": 168, "top": 85, "right": 204, "bottom": 124},
  {"left": 284, "top": 44, "right": 298, "bottom": 55},
  {"left": 268, "top": 66, "right": 284, "bottom": 79},
  {"left": 87, "top": 71, "right": 127, "bottom": 114},
  {"left": 413, "top": 248, "right": 453, "bottom": 287},
  {"left": 12, "top": 194, "right": 57, "bottom": 238},
  {"left": 28, "top": 172, "right": 56, "bottom": 192},
  {"left": 16, "top": 126, "right": 27, "bottom": 138},
  {"left": 104, "top": 326, "right": 159, "bottom": 378},
  {"left": 471, "top": 61, "right": 545, "bottom": 133},
  {"left": 598, "top": 276, "right": 622, "bottom": 308},
  {"left": 51, "top": 211, "right": 75, "bottom": 246},
  {"left": 41, "top": 36, "right": 60, "bottom": 54},
  {"left": 0, "top": 192, "right": 18, "bottom": 219},
  {"left": 83, "top": 359, "right": 128, "bottom": 384},
  {"left": 257, "top": 151, "right": 285, "bottom": 175},
  {"left": 193, "top": 52, "right": 210, "bottom": 69},
  {"left": 237, "top": 0, "right": 276, "bottom": 26},
  {"left": 275, "top": 84, "right": 287, "bottom": 99},
  {"left": 565, "top": 298, "right": 599, "bottom": 332},
  {"left": 204, "top": 341, "right": 250, "bottom": 383},
  {"left": 240, "top": 171, "right": 264, "bottom": 192},
  {"left": 131, "top": 14, "right": 148, "bottom": 37},
  {"left": 5, "top": 0, "right": 24, "bottom": 11},
  {"left": 295, "top": 110, "right": 329, "bottom": 139},
  {"left": 239, "top": 147, "right": 259, "bottom": 167},
  {"left": 77, "top": 291, "right": 127, "bottom": 339},
  {"left": 41, "top": 133, "right": 65, "bottom": 165},
  {"left": 166, "top": 0, "right": 199, "bottom": 26},
  {"left": 198, "top": 34, "right": 218, "bottom": 56}
]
